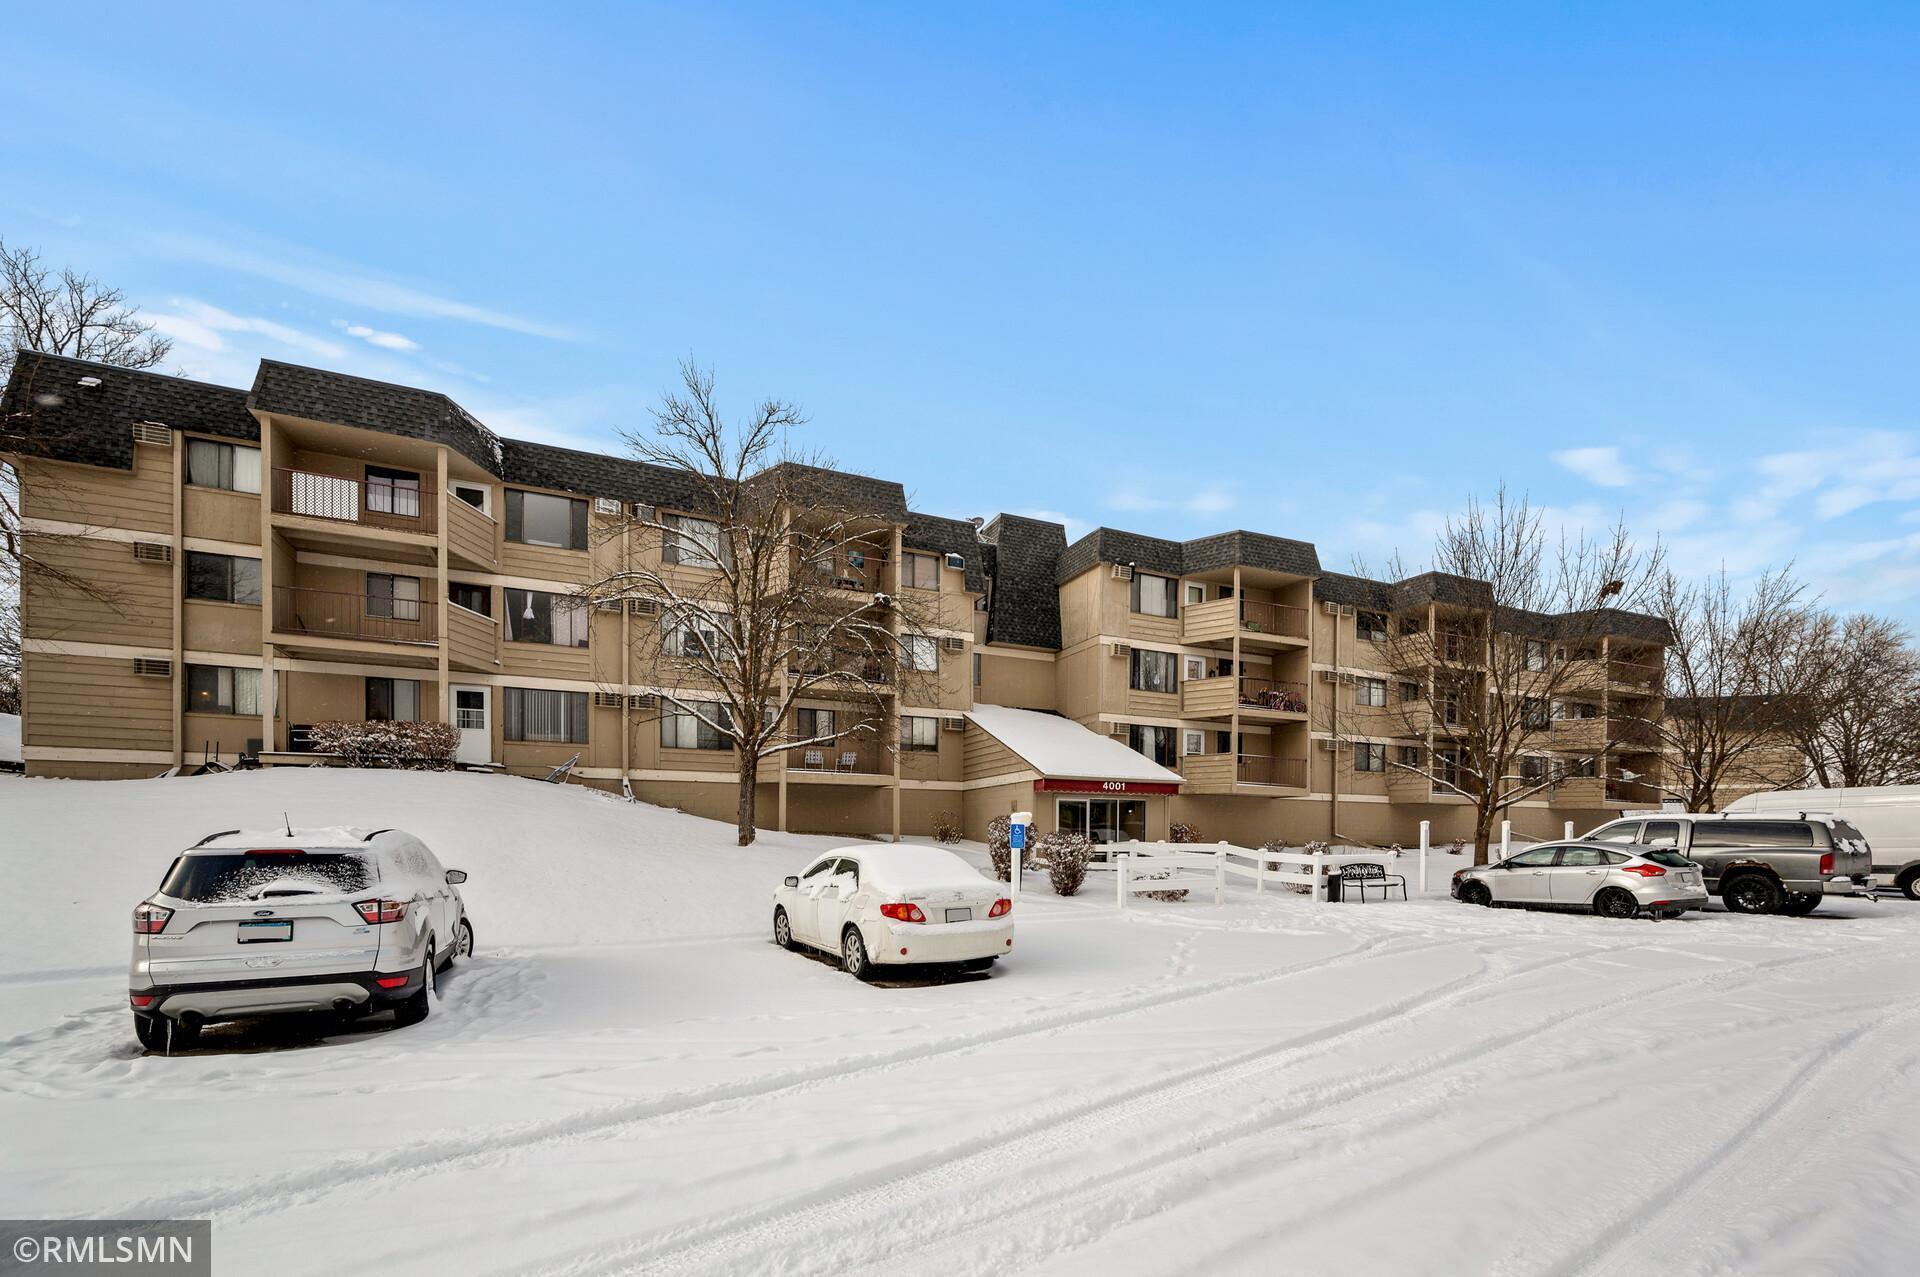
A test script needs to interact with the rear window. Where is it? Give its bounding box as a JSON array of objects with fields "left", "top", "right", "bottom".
[
  {"left": 1641, "top": 849, "right": 1696, "bottom": 868},
  {"left": 159, "top": 851, "right": 374, "bottom": 902},
  {"left": 1688, "top": 820, "right": 1815, "bottom": 849},
  {"left": 1830, "top": 820, "right": 1869, "bottom": 847}
]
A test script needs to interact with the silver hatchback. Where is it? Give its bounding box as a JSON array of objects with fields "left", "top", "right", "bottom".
[{"left": 1452, "top": 840, "right": 1709, "bottom": 919}]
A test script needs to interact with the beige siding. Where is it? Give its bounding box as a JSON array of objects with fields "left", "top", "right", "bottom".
[
  {"left": 23, "top": 534, "right": 174, "bottom": 643},
  {"left": 183, "top": 487, "right": 261, "bottom": 545},
  {"left": 182, "top": 600, "right": 260, "bottom": 654},
  {"left": 963, "top": 724, "right": 1029, "bottom": 779},
  {"left": 18, "top": 451, "right": 173, "bottom": 534},
  {"left": 23, "top": 652, "right": 173, "bottom": 751}
]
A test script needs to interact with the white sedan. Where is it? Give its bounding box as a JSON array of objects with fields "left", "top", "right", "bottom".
[{"left": 772, "top": 844, "right": 1013, "bottom": 979}]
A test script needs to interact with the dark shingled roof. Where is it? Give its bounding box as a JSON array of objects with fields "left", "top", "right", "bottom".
[
  {"left": 753, "top": 461, "right": 909, "bottom": 520},
  {"left": 1312, "top": 571, "right": 1396, "bottom": 610},
  {"left": 1, "top": 351, "right": 257, "bottom": 470},
  {"left": 902, "top": 511, "right": 989, "bottom": 593},
  {"left": 982, "top": 514, "right": 1066, "bottom": 650},
  {"left": 1056, "top": 526, "right": 1320, "bottom": 584},
  {"left": 249, "top": 360, "right": 502, "bottom": 474},
  {"left": 498, "top": 438, "right": 706, "bottom": 509}
]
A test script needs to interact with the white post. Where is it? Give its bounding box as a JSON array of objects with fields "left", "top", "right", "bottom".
[
  {"left": 1257, "top": 847, "right": 1266, "bottom": 894},
  {"left": 1500, "top": 820, "right": 1512, "bottom": 860},
  {"left": 1311, "top": 847, "right": 1327, "bottom": 905},
  {"left": 1418, "top": 819, "right": 1431, "bottom": 895},
  {"left": 1117, "top": 853, "right": 1129, "bottom": 910},
  {"left": 1215, "top": 848, "right": 1225, "bottom": 906},
  {"left": 1564, "top": 820, "right": 1575, "bottom": 839}
]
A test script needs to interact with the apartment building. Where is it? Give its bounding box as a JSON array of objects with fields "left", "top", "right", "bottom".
[{"left": 4, "top": 351, "right": 1672, "bottom": 847}]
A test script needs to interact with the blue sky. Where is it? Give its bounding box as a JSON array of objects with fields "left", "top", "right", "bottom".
[{"left": 7, "top": 3, "right": 1919, "bottom": 620}]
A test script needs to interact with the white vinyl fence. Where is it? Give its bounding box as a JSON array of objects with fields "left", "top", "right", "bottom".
[{"left": 1115, "top": 842, "right": 1401, "bottom": 908}]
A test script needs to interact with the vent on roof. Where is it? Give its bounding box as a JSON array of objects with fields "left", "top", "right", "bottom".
[
  {"left": 1110, "top": 563, "right": 1134, "bottom": 581},
  {"left": 1108, "top": 642, "right": 1130, "bottom": 658},
  {"left": 944, "top": 552, "right": 965, "bottom": 570},
  {"left": 593, "top": 691, "right": 625, "bottom": 708},
  {"left": 593, "top": 497, "right": 622, "bottom": 517},
  {"left": 941, "top": 636, "right": 965, "bottom": 654},
  {"left": 942, "top": 715, "right": 966, "bottom": 732},
  {"left": 629, "top": 693, "right": 659, "bottom": 710},
  {"left": 131, "top": 542, "right": 172, "bottom": 564},
  {"left": 132, "top": 657, "right": 172, "bottom": 677},
  {"left": 131, "top": 422, "right": 172, "bottom": 447},
  {"left": 631, "top": 503, "right": 656, "bottom": 522},
  {"left": 629, "top": 598, "right": 660, "bottom": 616}
]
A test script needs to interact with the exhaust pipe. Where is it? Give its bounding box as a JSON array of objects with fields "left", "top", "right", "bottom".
[{"left": 332, "top": 998, "right": 355, "bottom": 1014}]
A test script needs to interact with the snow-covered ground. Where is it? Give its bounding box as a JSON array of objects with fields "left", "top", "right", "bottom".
[
  {"left": 3, "top": 769, "right": 1918, "bottom": 1277},
  {"left": 0, "top": 711, "right": 20, "bottom": 767}
]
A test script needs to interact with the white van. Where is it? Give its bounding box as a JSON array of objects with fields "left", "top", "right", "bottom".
[{"left": 1724, "top": 785, "right": 1920, "bottom": 899}]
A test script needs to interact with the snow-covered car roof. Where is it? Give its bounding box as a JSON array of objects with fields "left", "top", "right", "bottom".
[
  {"left": 185, "top": 827, "right": 408, "bottom": 854},
  {"left": 964, "top": 703, "right": 1182, "bottom": 784},
  {"left": 812, "top": 843, "right": 994, "bottom": 891}
]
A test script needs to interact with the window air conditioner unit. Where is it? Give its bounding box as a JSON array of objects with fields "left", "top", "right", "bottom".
[
  {"left": 1111, "top": 563, "right": 1134, "bottom": 581},
  {"left": 942, "top": 716, "right": 966, "bottom": 732},
  {"left": 629, "top": 598, "right": 661, "bottom": 615},
  {"left": 630, "top": 503, "right": 656, "bottom": 522},
  {"left": 1318, "top": 738, "right": 1343, "bottom": 752},
  {"left": 131, "top": 422, "right": 172, "bottom": 447},
  {"left": 1338, "top": 671, "right": 1358, "bottom": 685},
  {"left": 1322, "top": 600, "right": 1342, "bottom": 615},
  {"left": 131, "top": 542, "right": 172, "bottom": 564},
  {"left": 1108, "top": 642, "right": 1130, "bottom": 658},
  {"left": 132, "top": 657, "right": 172, "bottom": 677},
  {"left": 629, "top": 693, "right": 659, "bottom": 710},
  {"left": 1339, "top": 604, "right": 1356, "bottom": 616},
  {"left": 593, "top": 497, "right": 622, "bottom": 517},
  {"left": 1319, "top": 669, "right": 1341, "bottom": 683},
  {"left": 594, "top": 598, "right": 624, "bottom": 612},
  {"left": 941, "top": 636, "right": 965, "bottom": 653},
  {"left": 593, "top": 691, "right": 625, "bottom": 708},
  {"left": 944, "top": 552, "right": 965, "bottom": 570}
]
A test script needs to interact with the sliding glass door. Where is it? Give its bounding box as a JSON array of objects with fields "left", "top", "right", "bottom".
[{"left": 1054, "top": 798, "right": 1148, "bottom": 858}]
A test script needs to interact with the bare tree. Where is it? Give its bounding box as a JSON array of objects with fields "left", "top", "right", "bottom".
[
  {"left": 586, "top": 362, "right": 938, "bottom": 845},
  {"left": 1785, "top": 614, "right": 1920, "bottom": 789},
  {"left": 1332, "top": 489, "right": 1662, "bottom": 862},
  {"left": 1634, "top": 568, "right": 1816, "bottom": 810}
]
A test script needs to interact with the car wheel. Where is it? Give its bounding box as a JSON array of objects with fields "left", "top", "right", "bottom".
[
  {"left": 393, "top": 945, "right": 434, "bottom": 1028},
  {"left": 1782, "top": 893, "right": 1822, "bottom": 916},
  {"left": 1897, "top": 868, "right": 1920, "bottom": 901},
  {"left": 841, "top": 926, "right": 875, "bottom": 982},
  {"left": 451, "top": 919, "right": 474, "bottom": 963},
  {"left": 1459, "top": 881, "right": 1493, "bottom": 907},
  {"left": 773, "top": 907, "right": 796, "bottom": 951},
  {"left": 1723, "top": 874, "right": 1785, "bottom": 915},
  {"left": 1593, "top": 887, "right": 1639, "bottom": 919}
]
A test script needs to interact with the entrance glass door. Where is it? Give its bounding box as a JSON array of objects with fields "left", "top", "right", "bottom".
[{"left": 1054, "top": 798, "right": 1148, "bottom": 858}]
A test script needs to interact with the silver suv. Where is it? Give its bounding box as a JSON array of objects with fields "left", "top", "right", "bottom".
[
  {"left": 1583, "top": 812, "right": 1873, "bottom": 915},
  {"left": 129, "top": 828, "right": 473, "bottom": 1051}
]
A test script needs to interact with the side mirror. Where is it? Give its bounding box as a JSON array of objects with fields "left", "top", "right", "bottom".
[
  {"left": 783, "top": 875, "right": 800, "bottom": 889},
  {"left": 444, "top": 869, "right": 467, "bottom": 885}
]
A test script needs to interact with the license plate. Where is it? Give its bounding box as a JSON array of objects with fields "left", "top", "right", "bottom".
[
  {"left": 945, "top": 907, "right": 972, "bottom": 923},
  {"left": 238, "top": 920, "right": 293, "bottom": 944}
]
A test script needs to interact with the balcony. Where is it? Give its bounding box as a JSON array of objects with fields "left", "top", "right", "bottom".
[
  {"left": 779, "top": 740, "right": 893, "bottom": 785},
  {"left": 1393, "top": 630, "right": 1483, "bottom": 670},
  {"left": 272, "top": 467, "right": 438, "bottom": 536},
  {"left": 796, "top": 548, "right": 891, "bottom": 594},
  {"left": 447, "top": 602, "right": 498, "bottom": 673},
  {"left": 273, "top": 586, "right": 438, "bottom": 650},
  {"left": 1184, "top": 752, "right": 1308, "bottom": 793},
  {"left": 1182, "top": 597, "right": 1310, "bottom": 648},
  {"left": 1561, "top": 657, "right": 1664, "bottom": 694},
  {"left": 1388, "top": 765, "right": 1473, "bottom": 804},
  {"left": 788, "top": 650, "right": 897, "bottom": 697},
  {"left": 447, "top": 493, "right": 496, "bottom": 569},
  {"left": 1182, "top": 675, "right": 1308, "bottom": 721},
  {"left": 1548, "top": 717, "right": 1605, "bottom": 751}
]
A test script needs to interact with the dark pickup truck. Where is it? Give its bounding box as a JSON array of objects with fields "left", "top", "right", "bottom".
[{"left": 1581, "top": 813, "right": 1874, "bottom": 915}]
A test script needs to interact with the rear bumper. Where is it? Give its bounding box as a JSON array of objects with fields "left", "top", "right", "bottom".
[
  {"left": 871, "top": 919, "right": 1014, "bottom": 964},
  {"left": 134, "top": 968, "right": 423, "bottom": 1023},
  {"left": 1823, "top": 877, "right": 1874, "bottom": 896}
]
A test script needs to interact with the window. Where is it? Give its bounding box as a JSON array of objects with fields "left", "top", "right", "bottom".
[
  {"left": 1356, "top": 610, "right": 1388, "bottom": 642},
  {"left": 1642, "top": 820, "right": 1682, "bottom": 846},
  {"left": 1519, "top": 755, "right": 1548, "bottom": 783},
  {"left": 1588, "top": 821, "right": 1643, "bottom": 844},
  {"left": 1690, "top": 821, "right": 1815, "bottom": 849},
  {"left": 1525, "top": 639, "right": 1548, "bottom": 672},
  {"left": 1183, "top": 582, "right": 1206, "bottom": 606},
  {"left": 185, "top": 439, "right": 261, "bottom": 494},
  {"left": 1183, "top": 729, "right": 1205, "bottom": 756},
  {"left": 902, "top": 715, "right": 939, "bottom": 751},
  {"left": 503, "top": 588, "right": 588, "bottom": 647},
  {"left": 505, "top": 490, "right": 588, "bottom": 551},
  {"left": 1127, "top": 724, "right": 1176, "bottom": 767},
  {"left": 454, "top": 688, "right": 486, "bottom": 730},
  {"left": 185, "top": 664, "right": 261, "bottom": 716},
  {"left": 1396, "top": 745, "right": 1421, "bottom": 768},
  {"left": 451, "top": 483, "right": 489, "bottom": 513},
  {"left": 1355, "top": 677, "right": 1387, "bottom": 707},
  {"left": 972, "top": 652, "right": 982, "bottom": 687},
  {"left": 661, "top": 513, "right": 724, "bottom": 568},
  {"left": 1184, "top": 655, "right": 1208, "bottom": 683},
  {"left": 903, "top": 635, "right": 939, "bottom": 671},
  {"left": 185, "top": 552, "right": 261, "bottom": 605},
  {"left": 662, "top": 610, "right": 728, "bottom": 660},
  {"left": 503, "top": 688, "right": 588, "bottom": 743},
  {"left": 1560, "top": 848, "right": 1607, "bottom": 867},
  {"left": 1556, "top": 700, "right": 1599, "bottom": 720},
  {"left": 1129, "top": 572, "right": 1177, "bottom": 618},
  {"left": 1397, "top": 680, "right": 1422, "bottom": 703},
  {"left": 902, "top": 552, "right": 940, "bottom": 590},
  {"left": 159, "top": 850, "right": 370, "bottom": 902},
  {"left": 1355, "top": 742, "right": 1386, "bottom": 772},
  {"left": 661, "top": 701, "right": 733, "bottom": 750},
  {"left": 365, "top": 677, "right": 420, "bottom": 722},
  {"left": 1523, "top": 697, "right": 1549, "bottom": 729},
  {"left": 1130, "top": 648, "right": 1177, "bottom": 694},
  {"left": 365, "top": 466, "right": 422, "bottom": 519},
  {"left": 1504, "top": 847, "right": 1561, "bottom": 868},
  {"left": 1400, "top": 616, "right": 1423, "bottom": 636},
  {"left": 448, "top": 581, "right": 491, "bottom": 616},
  {"left": 797, "top": 707, "right": 836, "bottom": 739},
  {"left": 365, "top": 573, "right": 423, "bottom": 621}
]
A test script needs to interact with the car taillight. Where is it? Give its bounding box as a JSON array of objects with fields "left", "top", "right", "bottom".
[
  {"left": 373, "top": 974, "right": 410, "bottom": 989},
  {"left": 1621, "top": 864, "right": 1667, "bottom": 878},
  {"left": 132, "top": 902, "right": 172, "bottom": 934},
  {"left": 988, "top": 898, "right": 1012, "bottom": 918},
  {"left": 129, "top": 993, "right": 156, "bottom": 1008},
  {"left": 879, "top": 902, "right": 926, "bottom": 923},
  {"left": 354, "top": 898, "right": 409, "bottom": 924},
  {"left": 1819, "top": 852, "right": 1834, "bottom": 875}
]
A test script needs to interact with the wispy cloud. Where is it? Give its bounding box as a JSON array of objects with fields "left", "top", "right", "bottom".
[
  {"left": 333, "top": 320, "right": 420, "bottom": 352},
  {"left": 141, "top": 229, "right": 576, "bottom": 342},
  {"left": 149, "top": 299, "right": 345, "bottom": 360},
  {"left": 1108, "top": 483, "right": 1237, "bottom": 516},
  {"left": 1551, "top": 445, "right": 1632, "bottom": 488}
]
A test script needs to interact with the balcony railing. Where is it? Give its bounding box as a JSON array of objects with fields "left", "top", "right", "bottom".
[
  {"left": 272, "top": 467, "right": 438, "bottom": 534},
  {"left": 797, "top": 549, "right": 892, "bottom": 593},
  {"left": 273, "top": 586, "right": 438, "bottom": 644},
  {"left": 1236, "top": 754, "right": 1308, "bottom": 788},
  {"left": 1235, "top": 678, "right": 1309, "bottom": 714},
  {"left": 1607, "top": 659, "right": 1664, "bottom": 691},
  {"left": 1238, "top": 600, "right": 1310, "bottom": 640},
  {"left": 785, "top": 742, "right": 890, "bottom": 776}
]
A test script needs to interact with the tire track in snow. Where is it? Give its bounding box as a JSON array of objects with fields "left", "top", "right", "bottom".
[
  {"left": 581, "top": 940, "right": 1852, "bottom": 1277},
  {"left": 104, "top": 928, "right": 1442, "bottom": 1224}
]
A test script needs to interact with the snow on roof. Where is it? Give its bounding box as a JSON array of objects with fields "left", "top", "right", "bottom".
[
  {"left": 190, "top": 826, "right": 390, "bottom": 852},
  {"left": 964, "top": 703, "right": 1182, "bottom": 784},
  {"left": 0, "top": 713, "right": 19, "bottom": 766}
]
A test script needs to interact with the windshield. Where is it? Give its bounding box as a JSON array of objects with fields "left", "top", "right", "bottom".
[
  {"left": 1640, "top": 849, "right": 1695, "bottom": 869},
  {"left": 159, "top": 851, "right": 374, "bottom": 902}
]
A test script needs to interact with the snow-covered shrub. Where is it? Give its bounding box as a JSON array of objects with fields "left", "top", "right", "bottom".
[
  {"left": 1447, "top": 838, "right": 1466, "bottom": 856},
  {"left": 1039, "top": 831, "right": 1092, "bottom": 896},
  {"left": 307, "top": 720, "right": 458, "bottom": 770},
  {"left": 987, "top": 815, "right": 1014, "bottom": 880},
  {"left": 931, "top": 810, "right": 962, "bottom": 845},
  {"left": 1168, "top": 821, "right": 1200, "bottom": 844},
  {"left": 1387, "top": 843, "right": 1405, "bottom": 858},
  {"left": 1136, "top": 868, "right": 1189, "bottom": 903}
]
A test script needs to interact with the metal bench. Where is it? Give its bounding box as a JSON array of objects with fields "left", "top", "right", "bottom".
[{"left": 1342, "top": 860, "right": 1407, "bottom": 902}]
